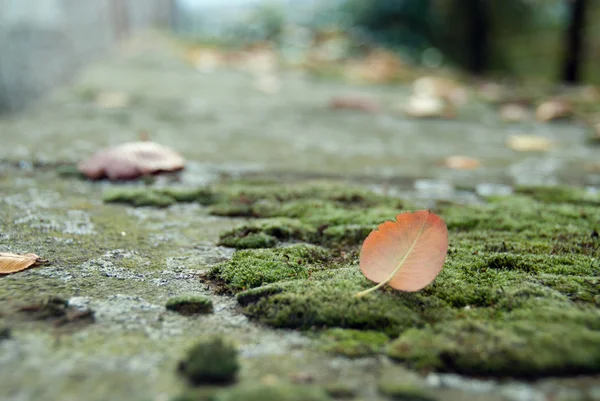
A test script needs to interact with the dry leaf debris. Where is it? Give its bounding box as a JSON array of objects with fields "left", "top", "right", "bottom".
[
  {"left": 0, "top": 252, "right": 48, "bottom": 275},
  {"left": 77, "top": 141, "right": 185, "bottom": 181}
]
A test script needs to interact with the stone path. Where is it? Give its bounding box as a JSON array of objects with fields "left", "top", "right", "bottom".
[{"left": 0, "top": 32, "right": 598, "bottom": 401}]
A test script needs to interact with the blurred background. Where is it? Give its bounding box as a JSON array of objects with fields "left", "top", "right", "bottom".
[{"left": 1, "top": 0, "right": 598, "bottom": 114}]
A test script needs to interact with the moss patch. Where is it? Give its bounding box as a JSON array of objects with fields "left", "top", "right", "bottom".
[
  {"left": 205, "top": 182, "right": 600, "bottom": 377},
  {"left": 378, "top": 381, "right": 435, "bottom": 401},
  {"left": 207, "top": 244, "right": 331, "bottom": 293},
  {"left": 241, "top": 268, "right": 427, "bottom": 336},
  {"left": 514, "top": 185, "right": 600, "bottom": 205},
  {"left": 103, "top": 187, "right": 217, "bottom": 207},
  {"left": 178, "top": 337, "right": 239, "bottom": 385},
  {"left": 102, "top": 182, "right": 408, "bottom": 248},
  {"left": 387, "top": 320, "right": 600, "bottom": 378},
  {"left": 42, "top": 175, "right": 600, "bottom": 378},
  {"left": 319, "top": 328, "right": 389, "bottom": 358},
  {"left": 166, "top": 295, "right": 213, "bottom": 315},
  {"left": 218, "top": 218, "right": 316, "bottom": 249}
]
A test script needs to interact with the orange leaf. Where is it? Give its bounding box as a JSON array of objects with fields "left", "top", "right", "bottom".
[
  {"left": 0, "top": 252, "right": 48, "bottom": 275},
  {"left": 356, "top": 210, "right": 448, "bottom": 296}
]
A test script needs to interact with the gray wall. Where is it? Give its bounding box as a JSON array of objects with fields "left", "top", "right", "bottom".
[{"left": 0, "top": 0, "right": 174, "bottom": 113}]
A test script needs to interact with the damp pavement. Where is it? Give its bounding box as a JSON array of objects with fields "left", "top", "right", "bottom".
[{"left": 0, "top": 32, "right": 598, "bottom": 401}]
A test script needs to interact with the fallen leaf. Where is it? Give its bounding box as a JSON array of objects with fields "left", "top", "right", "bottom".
[
  {"left": 0, "top": 252, "right": 48, "bottom": 275},
  {"left": 442, "top": 156, "right": 482, "bottom": 170},
  {"left": 329, "top": 96, "right": 379, "bottom": 113},
  {"left": 477, "top": 81, "right": 507, "bottom": 103},
  {"left": 506, "top": 135, "right": 553, "bottom": 152},
  {"left": 193, "top": 48, "right": 225, "bottom": 72},
  {"left": 344, "top": 49, "right": 406, "bottom": 84},
  {"left": 356, "top": 210, "right": 448, "bottom": 296},
  {"left": 77, "top": 141, "right": 185, "bottom": 181},
  {"left": 413, "top": 76, "right": 467, "bottom": 106},
  {"left": 403, "top": 95, "right": 454, "bottom": 119},
  {"left": 500, "top": 103, "right": 530, "bottom": 123},
  {"left": 585, "top": 163, "right": 600, "bottom": 173},
  {"left": 536, "top": 99, "right": 573, "bottom": 122}
]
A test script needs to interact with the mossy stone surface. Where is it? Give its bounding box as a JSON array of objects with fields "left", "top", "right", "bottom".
[
  {"left": 204, "top": 182, "right": 600, "bottom": 377},
  {"left": 6, "top": 30, "right": 600, "bottom": 401},
  {"left": 212, "top": 382, "right": 332, "bottom": 401}
]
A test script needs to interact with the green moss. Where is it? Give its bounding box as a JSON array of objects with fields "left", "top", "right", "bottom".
[
  {"left": 214, "top": 182, "right": 600, "bottom": 378},
  {"left": 102, "top": 187, "right": 217, "bottom": 207},
  {"left": 178, "top": 337, "right": 239, "bottom": 385},
  {"left": 218, "top": 218, "right": 316, "bottom": 249},
  {"left": 378, "top": 381, "right": 435, "bottom": 401},
  {"left": 236, "top": 285, "right": 285, "bottom": 307},
  {"left": 241, "top": 268, "right": 426, "bottom": 336},
  {"left": 162, "top": 187, "right": 218, "bottom": 205},
  {"left": 103, "top": 188, "right": 176, "bottom": 207},
  {"left": 166, "top": 295, "right": 213, "bottom": 315},
  {"left": 515, "top": 185, "right": 600, "bottom": 205},
  {"left": 13, "top": 171, "right": 600, "bottom": 380},
  {"left": 387, "top": 319, "right": 600, "bottom": 377},
  {"left": 55, "top": 164, "right": 86, "bottom": 179},
  {"left": 320, "top": 224, "right": 374, "bottom": 246},
  {"left": 0, "top": 327, "right": 10, "bottom": 340},
  {"left": 208, "top": 245, "right": 331, "bottom": 292},
  {"left": 323, "top": 383, "right": 357, "bottom": 399},
  {"left": 319, "top": 328, "right": 389, "bottom": 358},
  {"left": 171, "top": 388, "right": 217, "bottom": 401},
  {"left": 219, "top": 232, "right": 279, "bottom": 249},
  {"left": 212, "top": 382, "right": 332, "bottom": 401}
]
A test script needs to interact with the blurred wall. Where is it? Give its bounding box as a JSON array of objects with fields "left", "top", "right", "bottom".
[{"left": 0, "top": 0, "right": 174, "bottom": 113}]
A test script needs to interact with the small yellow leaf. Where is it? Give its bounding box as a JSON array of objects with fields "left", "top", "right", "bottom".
[
  {"left": 536, "top": 99, "right": 572, "bottom": 122},
  {"left": 0, "top": 252, "right": 48, "bottom": 275},
  {"left": 442, "top": 156, "right": 482, "bottom": 170},
  {"left": 506, "top": 135, "right": 553, "bottom": 152}
]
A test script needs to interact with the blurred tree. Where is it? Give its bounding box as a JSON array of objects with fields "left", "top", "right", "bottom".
[
  {"left": 434, "top": 0, "right": 536, "bottom": 76},
  {"left": 343, "top": 0, "right": 435, "bottom": 61},
  {"left": 464, "top": 0, "right": 489, "bottom": 75},
  {"left": 561, "top": 0, "right": 587, "bottom": 83}
]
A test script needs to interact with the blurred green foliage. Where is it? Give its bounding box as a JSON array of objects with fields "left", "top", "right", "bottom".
[{"left": 342, "top": 0, "right": 600, "bottom": 83}]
